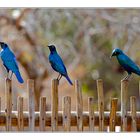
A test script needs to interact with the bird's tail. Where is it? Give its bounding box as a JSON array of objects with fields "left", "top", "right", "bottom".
[
  {"left": 65, "top": 75, "right": 73, "bottom": 85},
  {"left": 15, "top": 71, "right": 24, "bottom": 83}
]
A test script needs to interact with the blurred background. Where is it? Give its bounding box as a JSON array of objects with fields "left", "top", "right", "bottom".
[{"left": 0, "top": 9, "right": 140, "bottom": 112}]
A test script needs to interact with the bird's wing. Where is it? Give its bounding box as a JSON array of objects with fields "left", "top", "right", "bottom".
[
  {"left": 49, "top": 53, "right": 67, "bottom": 75},
  {"left": 1, "top": 48, "right": 15, "bottom": 61},
  {"left": 1, "top": 48, "right": 19, "bottom": 72},
  {"left": 118, "top": 54, "right": 140, "bottom": 74},
  {"left": 3, "top": 58, "right": 19, "bottom": 72}
]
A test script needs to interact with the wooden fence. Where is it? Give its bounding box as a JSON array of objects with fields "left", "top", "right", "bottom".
[{"left": 0, "top": 78, "right": 139, "bottom": 132}]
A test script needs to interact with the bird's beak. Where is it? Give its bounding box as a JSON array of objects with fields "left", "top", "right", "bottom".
[
  {"left": 110, "top": 53, "right": 114, "bottom": 59},
  {"left": 110, "top": 54, "right": 113, "bottom": 59}
]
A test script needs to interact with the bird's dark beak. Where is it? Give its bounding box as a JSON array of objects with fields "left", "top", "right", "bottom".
[
  {"left": 48, "top": 45, "right": 51, "bottom": 48},
  {"left": 110, "top": 53, "right": 114, "bottom": 59},
  {"left": 0, "top": 42, "right": 3, "bottom": 48},
  {"left": 110, "top": 54, "right": 113, "bottom": 59}
]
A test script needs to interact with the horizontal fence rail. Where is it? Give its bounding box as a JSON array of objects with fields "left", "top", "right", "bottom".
[
  {"left": 0, "top": 78, "right": 139, "bottom": 132},
  {"left": 0, "top": 111, "right": 140, "bottom": 128}
]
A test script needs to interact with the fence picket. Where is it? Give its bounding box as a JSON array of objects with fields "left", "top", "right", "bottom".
[
  {"left": 51, "top": 79, "right": 58, "bottom": 131},
  {"left": 0, "top": 97, "right": 1, "bottom": 113},
  {"left": 88, "top": 97, "right": 95, "bottom": 131},
  {"left": 109, "top": 98, "right": 118, "bottom": 132},
  {"left": 75, "top": 80, "right": 83, "bottom": 131},
  {"left": 28, "top": 79, "right": 35, "bottom": 131},
  {"left": 62, "top": 96, "right": 71, "bottom": 131},
  {"left": 17, "top": 96, "right": 24, "bottom": 131},
  {"left": 130, "top": 96, "right": 137, "bottom": 131},
  {"left": 121, "top": 80, "right": 128, "bottom": 131},
  {"left": 97, "top": 79, "right": 104, "bottom": 131},
  {"left": 39, "top": 97, "right": 46, "bottom": 131},
  {"left": 139, "top": 81, "right": 140, "bottom": 97},
  {"left": 5, "top": 78, "right": 12, "bottom": 131}
]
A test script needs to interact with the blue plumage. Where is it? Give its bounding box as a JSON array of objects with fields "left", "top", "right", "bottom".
[
  {"left": 0, "top": 42, "right": 24, "bottom": 83},
  {"left": 111, "top": 48, "right": 140, "bottom": 80},
  {"left": 48, "top": 45, "right": 73, "bottom": 85}
]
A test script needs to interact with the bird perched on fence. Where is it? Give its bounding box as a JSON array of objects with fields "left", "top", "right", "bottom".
[
  {"left": 48, "top": 45, "right": 73, "bottom": 85},
  {"left": 0, "top": 42, "right": 24, "bottom": 83},
  {"left": 110, "top": 48, "right": 140, "bottom": 80}
]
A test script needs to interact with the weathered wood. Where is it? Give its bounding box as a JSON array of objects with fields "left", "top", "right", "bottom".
[
  {"left": 17, "top": 96, "right": 24, "bottom": 131},
  {"left": 139, "top": 81, "right": 140, "bottom": 97},
  {"left": 88, "top": 97, "right": 95, "bottom": 131},
  {"left": 109, "top": 98, "right": 118, "bottom": 132},
  {"left": 5, "top": 78, "right": 12, "bottom": 131},
  {"left": 97, "top": 79, "right": 104, "bottom": 131},
  {"left": 121, "top": 80, "right": 128, "bottom": 131},
  {"left": 0, "top": 111, "right": 139, "bottom": 127},
  {"left": 51, "top": 79, "right": 58, "bottom": 131},
  {"left": 130, "top": 96, "right": 137, "bottom": 131},
  {"left": 0, "top": 97, "right": 1, "bottom": 113},
  {"left": 75, "top": 80, "right": 83, "bottom": 131},
  {"left": 39, "top": 97, "right": 46, "bottom": 131},
  {"left": 0, "top": 97, "right": 1, "bottom": 131},
  {"left": 62, "top": 96, "right": 71, "bottom": 131},
  {"left": 28, "top": 79, "right": 35, "bottom": 131}
]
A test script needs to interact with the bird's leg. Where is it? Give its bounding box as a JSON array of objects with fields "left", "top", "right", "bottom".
[
  {"left": 56, "top": 74, "right": 61, "bottom": 85},
  {"left": 122, "top": 73, "right": 131, "bottom": 81},
  {"left": 56, "top": 74, "right": 62, "bottom": 85},
  {"left": 57, "top": 74, "right": 61, "bottom": 80},
  {"left": 125, "top": 73, "right": 131, "bottom": 80},
  {"left": 9, "top": 72, "right": 13, "bottom": 80},
  {"left": 6, "top": 72, "right": 9, "bottom": 79},
  {"left": 58, "top": 75, "right": 62, "bottom": 81}
]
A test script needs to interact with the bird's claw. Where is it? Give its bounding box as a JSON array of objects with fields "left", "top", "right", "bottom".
[
  {"left": 7, "top": 71, "right": 13, "bottom": 81},
  {"left": 6, "top": 73, "right": 11, "bottom": 81},
  {"left": 56, "top": 74, "right": 62, "bottom": 86},
  {"left": 122, "top": 74, "right": 131, "bottom": 81}
]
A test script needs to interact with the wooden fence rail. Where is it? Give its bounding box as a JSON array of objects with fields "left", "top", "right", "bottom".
[{"left": 0, "top": 78, "right": 140, "bottom": 132}]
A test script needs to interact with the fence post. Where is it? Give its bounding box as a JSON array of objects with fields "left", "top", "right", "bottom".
[
  {"left": 97, "top": 79, "right": 104, "bottom": 131},
  {"left": 130, "top": 96, "right": 137, "bottom": 131},
  {"left": 51, "top": 79, "right": 58, "bottom": 131},
  {"left": 109, "top": 98, "right": 118, "bottom": 132},
  {"left": 0, "top": 97, "right": 1, "bottom": 113},
  {"left": 5, "top": 78, "right": 12, "bottom": 131},
  {"left": 17, "top": 96, "right": 24, "bottom": 131},
  {"left": 62, "top": 96, "right": 71, "bottom": 131},
  {"left": 39, "top": 97, "right": 46, "bottom": 131},
  {"left": 75, "top": 80, "right": 83, "bottom": 131},
  {"left": 121, "top": 80, "right": 128, "bottom": 131},
  {"left": 139, "top": 81, "right": 140, "bottom": 97},
  {"left": 88, "top": 97, "right": 95, "bottom": 131},
  {"left": 28, "top": 79, "right": 35, "bottom": 131}
]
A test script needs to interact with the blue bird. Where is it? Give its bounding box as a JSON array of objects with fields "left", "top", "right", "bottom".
[
  {"left": 111, "top": 48, "right": 140, "bottom": 80},
  {"left": 0, "top": 42, "right": 24, "bottom": 83},
  {"left": 48, "top": 45, "right": 73, "bottom": 85}
]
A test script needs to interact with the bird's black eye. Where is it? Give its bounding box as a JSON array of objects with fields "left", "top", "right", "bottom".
[{"left": 115, "top": 52, "right": 119, "bottom": 55}]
